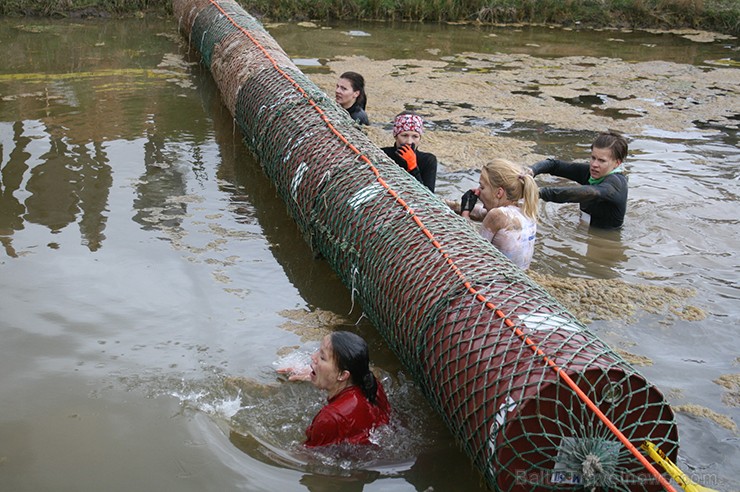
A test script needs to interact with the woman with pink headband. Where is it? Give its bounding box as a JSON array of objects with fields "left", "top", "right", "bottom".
[{"left": 381, "top": 112, "right": 438, "bottom": 192}]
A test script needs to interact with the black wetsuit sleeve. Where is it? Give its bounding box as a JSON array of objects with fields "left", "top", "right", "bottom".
[
  {"left": 539, "top": 173, "right": 628, "bottom": 229},
  {"left": 408, "top": 166, "right": 423, "bottom": 183},
  {"left": 347, "top": 103, "right": 369, "bottom": 126},
  {"left": 356, "top": 110, "right": 369, "bottom": 126},
  {"left": 418, "top": 152, "right": 437, "bottom": 193},
  {"left": 531, "top": 158, "right": 590, "bottom": 184},
  {"left": 540, "top": 184, "right": 602, "bottom": 204},
  {"left": 382, "top": 146, "right": 433, "bottom": 191},
  {"left": 539, "top": 174, "right": 621, "bottom": 204}
]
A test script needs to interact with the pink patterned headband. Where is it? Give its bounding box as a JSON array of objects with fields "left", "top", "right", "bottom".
[{"left": 393, "top": 114, "right": 424, "bottom": 137}]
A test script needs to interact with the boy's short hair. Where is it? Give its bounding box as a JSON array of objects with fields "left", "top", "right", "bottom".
[{"left": 592, "top": 130, "right": 628, "bottom": 162}]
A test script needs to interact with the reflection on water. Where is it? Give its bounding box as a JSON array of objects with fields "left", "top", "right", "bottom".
[
  {"left": 133, "top": 127, "right": 188, "bottom": 233},
  {"left": 0, "top": 121, "right": 29, "bottom": 255},
  {"left": 0, "top": 119, "right": 112, "bottom": 253},
  {"left": 0, "top": 16, "right": 739, "bottom": 492}
]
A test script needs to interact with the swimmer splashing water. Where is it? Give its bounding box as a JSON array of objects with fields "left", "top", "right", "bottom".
[{"left": 278, "top": 331, "right": 391, "bottom": 447}]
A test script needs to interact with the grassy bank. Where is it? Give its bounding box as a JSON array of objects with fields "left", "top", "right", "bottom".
[
  {"left": 1, "top": 0, "right": 738, "bottom": 36},
  {"left": 0, "top": 1, "right": 168, "bottom": 17}
]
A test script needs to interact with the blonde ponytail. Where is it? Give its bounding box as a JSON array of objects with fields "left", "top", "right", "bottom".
[{"left": 481, "top": 159, "right": 539, "bottom": 221}]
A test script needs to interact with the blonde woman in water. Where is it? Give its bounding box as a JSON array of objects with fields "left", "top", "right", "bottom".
[{"left": 449, "top": 158, "right": 539, "bottom": 269}]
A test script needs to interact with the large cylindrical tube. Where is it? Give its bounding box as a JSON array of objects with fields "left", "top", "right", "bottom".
[{"left": 172, "top": 1, "right": 678, "bottom": 490}]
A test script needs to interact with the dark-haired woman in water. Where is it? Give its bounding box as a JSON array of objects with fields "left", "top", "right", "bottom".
[
  {"left": 335, "top": 71, "right": 369, "bottom": 126},
  {"left": 279, "top": 331, "right": 391, "bottom": 447}
]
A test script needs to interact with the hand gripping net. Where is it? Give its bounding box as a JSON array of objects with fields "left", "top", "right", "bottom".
[{"left": 173, "top": 1, "right": 679, "bottom": 490}]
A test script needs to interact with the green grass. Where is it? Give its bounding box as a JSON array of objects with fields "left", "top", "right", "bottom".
[
  {"left": 1, "top": 0, "right": 737, "bottom": 36},
  {"left": 0, "top": 0, "right": 171, "bottom": 17}
]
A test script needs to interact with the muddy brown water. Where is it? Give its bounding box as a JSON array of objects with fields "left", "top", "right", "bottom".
[{"left": 0, "top": 16, "right": 738, "bottom": 492}]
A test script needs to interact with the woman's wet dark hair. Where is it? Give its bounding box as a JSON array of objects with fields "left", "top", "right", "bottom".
[
  {"left": 330, "top": 331, "right": 379, "bottom": 404},
  {"left": 592, "top": 130, "right": 629, "bottom": 162},
  {"left": 340, "top": 71, "right": 367, "bottom": 110}
]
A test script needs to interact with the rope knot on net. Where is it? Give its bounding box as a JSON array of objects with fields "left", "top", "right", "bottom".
[{"left": 556, "top": 436, "right": 620, "bottom": 488}]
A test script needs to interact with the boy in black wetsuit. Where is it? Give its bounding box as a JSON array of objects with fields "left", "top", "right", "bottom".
[{"left": 529, "top": 131, "right": 629, "bottom": 229}]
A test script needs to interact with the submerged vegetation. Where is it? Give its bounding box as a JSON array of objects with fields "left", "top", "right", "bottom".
[{"left": 0, "top": 0, "right": 738, "bottom": 36}]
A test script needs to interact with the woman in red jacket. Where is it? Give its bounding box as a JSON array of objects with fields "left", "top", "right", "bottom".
[{"left": 279, "top": 331, "right": 391, "bottom": 447}]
